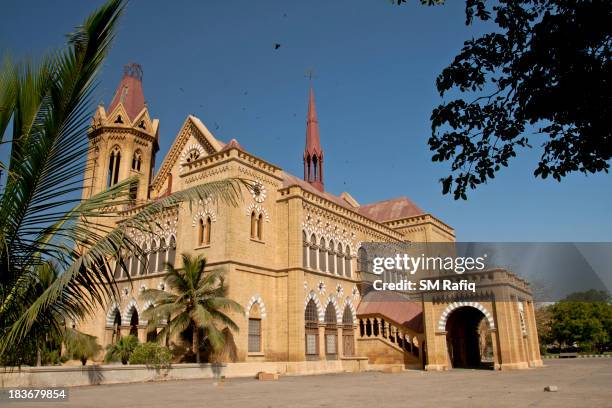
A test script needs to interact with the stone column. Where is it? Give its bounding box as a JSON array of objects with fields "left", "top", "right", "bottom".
[
  {"left": 422, "top": 302, "right": 448, "bottom": 370},
  {"left": 287, "top": 195, "right": 306, "bottom": 361},
  {"left": 526, "top": 301, "right": 543, "bottom": 366},
  {"left": 137, "top": 325, "right": 147, "bottom": 343},
  {"left": 337, "top": 327, "right": 343, "bottom": 357},
  {"left": 318, "top": 324, "right": 326, "bottom": 360}
]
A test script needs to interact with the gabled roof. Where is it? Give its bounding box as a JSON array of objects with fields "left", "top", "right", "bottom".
[
  {"left": 357, "top": 290, "right": 424, "bottom": 332},
  {"left": 357, "top": 196, "right": 424, "bottom": 223},
  {"left": 151, "top": 115, "right": 224, "bottom": 190}
]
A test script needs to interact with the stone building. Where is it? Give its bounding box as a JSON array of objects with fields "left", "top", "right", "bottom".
[{"left": 78, "top": 63, "right": 542, "bottom": 371}]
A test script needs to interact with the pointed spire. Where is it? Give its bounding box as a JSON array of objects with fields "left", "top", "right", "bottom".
[
  {"left": 305, "top": 87, "right": 322, "bottom": 157},
  {"left": 108, "top": 63, "right": 146, "bottom": 121},
  {"left": 303, "top": 87, "right": 324, "bottom": 192}
]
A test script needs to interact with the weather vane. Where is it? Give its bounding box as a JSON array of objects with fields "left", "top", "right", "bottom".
[{"left": 305, "top": 68, "right": 317, "bottom": 82}]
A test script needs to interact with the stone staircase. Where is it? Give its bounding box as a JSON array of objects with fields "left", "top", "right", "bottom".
[{"left": 356, "top": 315, "right": 424, "bottom": 369}]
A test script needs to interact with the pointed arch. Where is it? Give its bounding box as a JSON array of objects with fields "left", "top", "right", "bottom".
[
  {"left": 325, "top": 295, "right": 342, "bottom": 324},
  {"left": 246, "top": 294, "right": 267, "bottom": 319},
  {"left": 304, "top": 291, "right": 324, "bottom": 322},
  {"left": 343, "top": 297, "right": 357, "bottom": 325},
  {"left": 122, "top": 299, "right": 140, "bottom": 326},
  {"left": 105, "top": 302, "right": 121, "bottom": 327},
  {"left": 107, "top": 145, "right": 121, "bottom": 187}
]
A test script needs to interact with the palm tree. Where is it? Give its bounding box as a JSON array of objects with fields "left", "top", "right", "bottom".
[
  {"left": 141, "top": 254, "right": 244, "bottom": 364},
  {"left": 0, "top": 0, "right": 247, "bottom": 363},
  {"left": 104, "top": 335, "right": 138, "bottom": 365}
]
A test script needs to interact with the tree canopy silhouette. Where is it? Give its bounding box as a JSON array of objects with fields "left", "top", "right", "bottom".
[{"left": 397, "top": 0, "right": 611, "bottom": 199}]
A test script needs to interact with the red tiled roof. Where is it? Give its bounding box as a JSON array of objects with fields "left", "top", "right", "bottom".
[
  {"left": 357, "top": 290, "right": 423, "bottom": 332},
  {"left": 357, "top": 196, "right": 424, "bottom": 222}
]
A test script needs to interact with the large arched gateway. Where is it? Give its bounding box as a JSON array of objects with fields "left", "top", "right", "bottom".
[{"left": 445, "top": 306, "right": 493, "bottom": 369}]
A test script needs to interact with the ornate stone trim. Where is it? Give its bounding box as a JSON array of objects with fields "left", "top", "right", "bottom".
[
  {"left": 324, "top": 294, "right": 342, "bottom": 324},
  {"left": 246, "top": 203, "right": 270, "bottom": 222},
  {"left": 304, "top": 291, "right": 324, "bottom": 322},
  {"left": 245, "top": 294, "right": 267, "bottom": 319},
  {"left": 343, "top": 297, "right": 357, "bottom": 324},
  {"left": 122, "top": 299, "right": 140, "bottom": 325},
  {"left": 105, "top": 302, "right": 121, "bottom": 327}
]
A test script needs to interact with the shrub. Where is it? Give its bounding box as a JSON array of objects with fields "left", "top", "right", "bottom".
[
  {"left": 104, "top": 335, "right": 138, "bottom": 365},
  {"left": 63, "top": 329, "right": 102, "bottom": 365},
  {"left": 129, "top": 342, "right": 172, "bottom": 369}
]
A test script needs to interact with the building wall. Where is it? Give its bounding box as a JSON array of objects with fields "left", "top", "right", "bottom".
[{"left": 78, "top": 109, "right": 540, "bottom": 371}]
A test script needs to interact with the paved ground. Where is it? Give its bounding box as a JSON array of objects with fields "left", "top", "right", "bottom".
[{"left": 6, "top": 359, "right": 612, "bottom": 408}]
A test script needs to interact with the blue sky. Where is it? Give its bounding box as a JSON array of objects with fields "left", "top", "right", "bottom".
[{"left": 2, "top": 0, "right": 611, "bottom": 241}]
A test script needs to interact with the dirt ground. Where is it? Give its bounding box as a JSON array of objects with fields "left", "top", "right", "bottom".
[{"left": 5, "top": 358, "right": 612, "bottom": 408}]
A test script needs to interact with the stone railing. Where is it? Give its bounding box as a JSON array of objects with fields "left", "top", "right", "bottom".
[{"left": 357, "top": 315, "right": 421, "bottom": 359}]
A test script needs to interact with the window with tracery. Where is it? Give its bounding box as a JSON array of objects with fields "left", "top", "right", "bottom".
[
  {"left": 185, "top": 148, "right": 200, "bottom": 163},
  {"left": 107, "top": 146, "right": 121, "bottom": 187},
  {"left": 132, "top": 150, "right": 142, "bottom": 171},
  {"left": 248, "top": 303, "right": 262, "bottom": 353}
]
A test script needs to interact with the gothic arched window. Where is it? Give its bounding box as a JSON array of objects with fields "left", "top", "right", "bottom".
[
  {"left": 257, "top": 214, "right": 263, "bottom": 240},
  {"left": 305, "top": 299, "right": 319, "bottom": 359},
  {"left": 302, "top": 231, "right": 308, "bottom": 268},
  {"left": 328, "top": 240, "right": 336, "bottom": 274},
  {"left": 250, "top": 211, "right": 257, "bottom": 239},
  {"left": 342, "top": 305, "right": 355, "bottom": 356},
  {"left": 167, "top": 236, "right": 177, "bottom": 267},
  {"left": 131, "top": 150, "right": 142, "bottom": 171},
  {"left": 198, "top": 218, "right": 204, "bottom": 245},
  {"left": 345, "top": 246, "right": 352, "bottom": 277},
  {"left": 248, "top": 303, "right": 262, "bottom": 353},
  {"left": 148, "top": 242, "right": 157, "bottom": 274},
  {"left": 309, "top": 234, "right": 317, "bottom": 269},
  {"left": 324, "top": 302, "right": 337, "bottom": 359},
  {"left": 319, "top": 238, "right": 327, "bottom": 272},
  {"left": 107, "top": 146, "right": 121, "bottom": 187},
  {"left": 157, "top": 238, "right": 166, "bottom": 272},
  {"left": 357, "top": 247, "right": 367, "bottom": 272},
  {"left": 336, "top": 243, "right": 344, "bottom": 276},
  {"left": 205, "top": 217, "right": 212, "bottom": 244}
]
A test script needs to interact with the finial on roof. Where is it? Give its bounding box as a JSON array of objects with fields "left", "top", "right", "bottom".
[{"left": 123, "top": 63, "right": 143, "bottom": 81}]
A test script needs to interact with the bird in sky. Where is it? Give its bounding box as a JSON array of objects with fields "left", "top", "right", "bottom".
[{"left": 274, "top": 43, "right": 281, "bottom": 50}]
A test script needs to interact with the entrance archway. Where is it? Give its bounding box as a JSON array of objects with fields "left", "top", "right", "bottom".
[{"left": 445, "top": 306, "right": 493, "bottom": 369}]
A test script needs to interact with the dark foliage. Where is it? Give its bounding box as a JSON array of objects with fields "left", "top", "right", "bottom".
[{"left": 398, "top": 0, "right": 611, "bottom": 199}]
